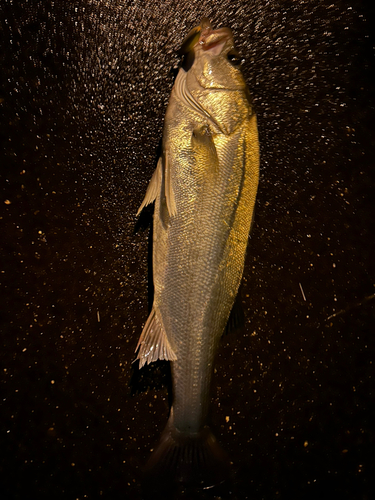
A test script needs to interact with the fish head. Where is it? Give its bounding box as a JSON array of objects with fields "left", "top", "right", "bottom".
[
  {"left": 179, "top": 19, "right": 252, "bottom": 135},
  {"left": 180, "top": 18, "right": 246, "bottom": 91}
]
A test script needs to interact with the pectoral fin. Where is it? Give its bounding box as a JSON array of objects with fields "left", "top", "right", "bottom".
[
  {"left": 191, "top": 126, "right": 219, "bottom": 175},
  {"left": 135, "top": 307, "right": 177, "bottom": 368},
  {"left": 164, "top": 150, "right": 177, "bottom": 217},
  {"left": 136, "top": 157, "right": 162, "bottom": 216}
]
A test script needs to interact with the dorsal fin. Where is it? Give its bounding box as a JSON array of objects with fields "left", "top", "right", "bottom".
[
  {"left": 136, "top": 157, "right": 162, "bottom": 216},
  {"left": 137, "top": 153, "right": 177, "bottom": 218}
]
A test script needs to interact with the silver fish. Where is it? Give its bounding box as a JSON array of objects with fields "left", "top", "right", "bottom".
[{"left": 136, "top": 18, "right": 259, "bottom": 483}]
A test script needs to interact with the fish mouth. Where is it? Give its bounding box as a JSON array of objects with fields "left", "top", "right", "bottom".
[
  {"left": 179, "top": 18, "right": 232, "bottom": 56},
  {"left": 199, "top": 27, "right": 232, "bottom": 54}
]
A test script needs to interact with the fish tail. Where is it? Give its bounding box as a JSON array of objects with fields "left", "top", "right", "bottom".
[{"left": 142, "top": 416, "right": 230, "bottom": 488}]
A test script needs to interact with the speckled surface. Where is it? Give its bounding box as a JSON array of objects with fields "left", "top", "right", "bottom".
[{"left": 1, "top": 1, "right": 374, "bottom": 499}]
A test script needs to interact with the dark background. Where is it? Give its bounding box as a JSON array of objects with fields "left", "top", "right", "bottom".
[{"left": 1, "top": 1, "right": 374, "bottom": 499}]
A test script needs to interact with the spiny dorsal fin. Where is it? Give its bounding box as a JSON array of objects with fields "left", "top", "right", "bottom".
[
  {"left": 135, "top": 307, "right": 177, "bottom": 368},
  {"left": 137, "top": 153, "right": 177, "bottom": 218},
  {"left": 136, "top": 157, "right": 162, "bottom": 216}
]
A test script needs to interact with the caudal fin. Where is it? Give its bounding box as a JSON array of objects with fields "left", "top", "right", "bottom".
[{"left": 142, "top": 419, "right": 230, "bottom": 488}]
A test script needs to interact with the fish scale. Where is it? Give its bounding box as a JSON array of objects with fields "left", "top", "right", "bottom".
[
  {"left": 136, "top": 19, "right": 259, "bottom": 482},
  {"left": 157, "top": 129, "right": 247, "bottom": 433}
]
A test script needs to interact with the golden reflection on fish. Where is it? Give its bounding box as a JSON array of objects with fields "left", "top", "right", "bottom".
[{"left": 136, "top": 18, "right": 259, "bottom": 485}]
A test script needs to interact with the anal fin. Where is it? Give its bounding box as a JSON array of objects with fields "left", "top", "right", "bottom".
[{"left": 135, "top": 307, "right": 177, "bottom": 368}]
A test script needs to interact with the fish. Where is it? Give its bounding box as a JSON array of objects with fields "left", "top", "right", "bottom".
[{"left": 135, "top": 18, "right": 259, "bottom": 485}]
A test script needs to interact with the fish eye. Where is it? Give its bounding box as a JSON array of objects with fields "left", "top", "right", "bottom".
[{"left": 227, "top": 52, "right": 243, "bottom": 66}]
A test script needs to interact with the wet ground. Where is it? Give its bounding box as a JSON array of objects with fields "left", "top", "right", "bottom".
[{"left": 1, "top": 1, "right": 374, "bottom": 499}]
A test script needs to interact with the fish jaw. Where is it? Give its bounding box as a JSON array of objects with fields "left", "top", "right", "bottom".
[
  {"left": 179, "top": 19, "right": 238, "bottom": 76},
  {"left": 180, "top": 18, "right": 233, "bottom": 57},
  {"left": 178, "top": 17, "right": 212, "bottom": 55},
  {"left": 199, "top": 26, "right": 233, "bottom": 56}
]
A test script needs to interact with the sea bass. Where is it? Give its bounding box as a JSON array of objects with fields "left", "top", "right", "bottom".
[{"left": 136, "top": 18, "right": 259, "bottom": 483}]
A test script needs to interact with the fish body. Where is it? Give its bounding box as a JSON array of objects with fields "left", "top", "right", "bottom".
[{"left": 136, "top": 19, "right": 259, "bottom": 482}]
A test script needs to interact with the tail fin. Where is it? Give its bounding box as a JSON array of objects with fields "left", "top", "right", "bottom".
[{"left": 142, "top": 418, "right": 231, "bottom": 488}]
